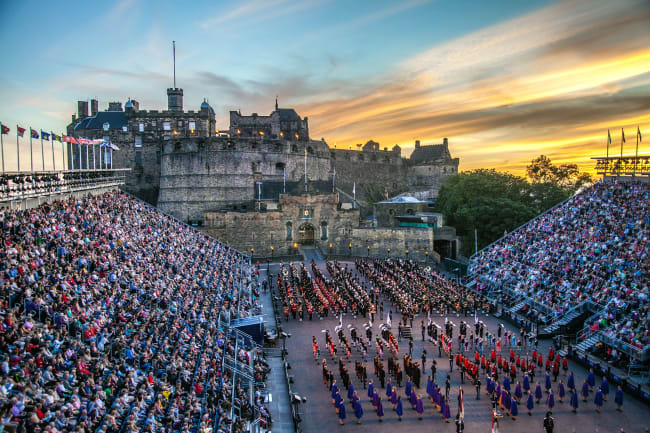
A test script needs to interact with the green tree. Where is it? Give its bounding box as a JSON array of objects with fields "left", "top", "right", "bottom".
[
  {"left": 435, "top": 168, "right": 574, "bottom": 257},
  {"left": 527, "top": 155, "right": 592, "bottom": 192}
]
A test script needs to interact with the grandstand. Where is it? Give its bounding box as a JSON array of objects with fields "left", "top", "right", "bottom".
[
  {"left": 0, "top": 188, "right": 273, "bottom": 433},
  {"left": 468, "top": 180, "right": 649, "bottom": 393}
]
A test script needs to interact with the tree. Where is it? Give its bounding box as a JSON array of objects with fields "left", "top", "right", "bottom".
[{"left": 526, "top": 155, "right": 592, "bottom": 192}]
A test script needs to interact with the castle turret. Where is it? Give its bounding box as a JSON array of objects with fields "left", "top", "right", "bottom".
[{"left": 167, "top": 88, "right": 183, "bottom": 112}]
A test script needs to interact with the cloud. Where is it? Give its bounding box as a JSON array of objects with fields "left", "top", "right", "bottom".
[
  {"left": 200, "top": 0, "right": 330, "bottom": 30},
  {"left": 291, "top": 0, "right": 650, "bottom": 174}
]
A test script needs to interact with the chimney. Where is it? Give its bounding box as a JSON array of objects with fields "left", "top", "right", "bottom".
[
  {"left": 77, "top": 101, "right": 88, "bottom": 119},
  {"left": 90, "top": 99, "right": 99, "bottom": 116},
  {"left": 415, "top": 140, "right": 421, "bottom": 149},
  {"left": 443, "top": 137, "right": 448, "bottom": 147},
  {"left": 72, "top": 114, "right": 76, "bottom": 123}
]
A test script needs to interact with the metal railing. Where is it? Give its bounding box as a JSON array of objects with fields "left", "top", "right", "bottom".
[{"left": 0, "top": 169, "right": 129, "bottom": 202}]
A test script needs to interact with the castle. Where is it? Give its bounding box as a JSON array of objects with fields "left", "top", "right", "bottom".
[{"left": 67, "top": 86, "right": 460, "bottom": 260}]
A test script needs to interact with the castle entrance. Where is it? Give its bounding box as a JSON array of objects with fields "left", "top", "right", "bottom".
[{"left": 298, "top": 223, "right": 315, "bottom": 245}]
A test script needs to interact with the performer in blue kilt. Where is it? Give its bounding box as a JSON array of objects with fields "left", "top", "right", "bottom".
[
  {"left": 594, "top": 387, "right": 603, "bottom": 413},
  {"left": 570, "top": 389, "right": 579, "bottom": 413},
  {"left": 526, "top": 391, "right": 534, "bottom": 416},
  {"left": 614, "top": 385, "right": 623, "bottom": 412},
  {"left": 338, "top": 401, "right": 346, "bottom": 425}
]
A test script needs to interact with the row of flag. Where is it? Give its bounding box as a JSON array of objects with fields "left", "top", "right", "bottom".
[
  {"left": 607, "top": 127, "right": 642, "bottom": 144},
  {"left": 1, "top": 124, "right": 118, "bottom": 150}
]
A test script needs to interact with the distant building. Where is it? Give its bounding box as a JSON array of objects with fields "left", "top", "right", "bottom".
[
  {"left": 66, "top": 88, "right": 216, "bottom": 204},
  {"left": 229, "top": 98, "right": 309, "bottom": 141}
]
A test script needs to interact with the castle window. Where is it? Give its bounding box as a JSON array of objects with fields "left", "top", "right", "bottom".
[
  {"left": 286, "top": 222, "right": 293, "bottom": 240},
  {"left": 320, "top": 221, "right": 328, "bottom": 240},
  {"left": 291, "top": 144, "right": 298, "bottom": 153},
  {"left": 139, "top": 123, "right": 144, "bottom": 132},
  {"left": 135, "top": 136, "right": 142, "bottom": 148},
  {"left": 163, "top": 122, "right": 171, "bottom": 131},
  {"left": 307, "top": 146, "right": 314, "bottom": 154},
  {"left": 189, "top": 121, "right": 196, "bottom": 132},
  {"left": 135, "top": 151, "right": 142, "bottom": 167},
  {"left": 177, "top": 120, "right": 183, "bottom": 128},
  {"left": 275, "top": 162, "right": 285, "bottom": 174}
]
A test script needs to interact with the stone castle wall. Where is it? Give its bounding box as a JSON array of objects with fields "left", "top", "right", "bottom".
[
  {"left": 330, "top": 148, "right": 408, "bottom": 201},
  {"left": 158, "top": 138, "right": 332, "bottom": 221}
]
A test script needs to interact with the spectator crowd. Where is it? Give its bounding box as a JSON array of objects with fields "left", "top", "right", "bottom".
[
  {"left": 0, "top": 191, "right": 271, "bottom": 433},
  {"left": 470, "top": 181, "right": 649, "bottom": 356}
]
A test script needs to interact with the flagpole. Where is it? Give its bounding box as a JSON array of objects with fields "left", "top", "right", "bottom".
[
  {"left": 304, "top": 147, "right": 307, "bottom": 192},
  {"left": 16, "top": 126, "right": 20, "bottom": 172},
  {"left": 86, "top": 142, "right": 89, "bottom": 173},
  {"left": 606, "top": 130, "right": 610, "bottom": 178},
  {"left": 51, "top": 134, "right": 55, "bottom": 171},
  {"left": 61, "top": 138, "right": 66, "bottom": 171},
  {"left": 333, "top": 167, "right": 335, "bottom": 193},
  {"left": 634, "top": 127, "right": 639, "bottom": 177},
  {"left": 29, "top": 129, "right": 34, "bottom": 172},
  {"left": 109, "top": 148, "right": 113, "bottom": 169},
  {"left": 283, "top": 168, "right": 286, "bottom": 193},
  {"left": 78, "top": 143, "right": 81, "bottom": 171},
  {"left": 620, "top": 128, "right": 624, "bottom": 176},
  {"left": 92, "top": 143, "right": 96, "bottom": 171},
  {"left": 40, "top": 133, "right": 45, "bottom": 171},
  {"left": 0, "top": 123, "right": 4, "bottom": 173}
]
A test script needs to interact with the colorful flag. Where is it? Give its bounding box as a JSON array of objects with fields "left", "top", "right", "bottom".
[
  {"left": 51, "top": 133, "right": 62, "bottom": 142},
  {"left": 17, "top": 126, "right": 26, "bottom": 137},
  {"left": 1, "top": 125, "right": 9, "bottom": 135},
  {"left": 621, "top": 128, "right": 626, "bottom": 143},
  {"left": 638, "top": 126, "right": 642, "bottom": 142},
  {"left": 110, "top": 143, "right": 120, "bottom": 151},
  {"left": 41, "top": 131, "right": 50, "bottom": 141},
  {"left": 100, "top": 140, "right": 111, "bottom": 147},
  {"left": 30, "top": 129, "right": 39, "bottom": 139},
  {"left": 63, "top": 135, "right": 79, "bottom": 144},
  {"left": 77, "top": 138, "right": 90, "bottom": 145}
]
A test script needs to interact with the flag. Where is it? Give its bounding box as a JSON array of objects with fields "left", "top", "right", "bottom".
[
  {"left": 622, "top": 128, "right": 626, "bottom": 143},
  {"left": 51, "top": 133, "right": 62, "bottom": 142},
  {"left": 110, "top": 143, "right": 120, "bottom": 151},
  {"left": 1, "top": 125, "right": 9, "bottom": 135},
  {"left": 89, "top": 139, "right": 103, "bottom": 145},
  {"left": 63, "top": 135, "right": 79, "bottom": 144},
  {"left": 30, "top": 129, "right": 39, "bottom": 139},
  {"left": 638, "top": 126, "right": 642, "bottom": 142},
  {"left": 100, "top": 140, "right": 111, "bottom": 148},
  {"left": 17, "top": 126, "right": 26, "bottom": 137},
  {"left": 41, "top": 131, "right": 50, "bottom": 141}
]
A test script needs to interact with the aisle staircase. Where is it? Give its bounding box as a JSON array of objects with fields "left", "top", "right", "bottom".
[
  {"left": 575, "top": 333, "right": 601, "bottom": 354},
  {"left": 542, "top": 308, "right": 583, "bottom": 335}
]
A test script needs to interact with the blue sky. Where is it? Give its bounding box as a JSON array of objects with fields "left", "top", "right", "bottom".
[{"left": 1, "top": 0, "right": 648, "bottom": 173}]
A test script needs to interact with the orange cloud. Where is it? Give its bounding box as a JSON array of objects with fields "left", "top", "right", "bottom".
[{"left": 299, "top": 0, "right": 650, "bottom": 175}]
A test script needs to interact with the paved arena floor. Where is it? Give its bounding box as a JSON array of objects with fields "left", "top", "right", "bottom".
[{"left": 269, "top": 261, "right": 650, "bottom": 433}]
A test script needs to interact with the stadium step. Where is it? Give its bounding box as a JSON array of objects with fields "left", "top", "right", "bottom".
[
  {"left": 576, "top": 334, "right": 600, "bottom": 354},
  {"left": 508, "top": 301, "right": 527, "bottom": 314},
  {"left": 542, "top": 308, "right": 582, "bottom": 334}
]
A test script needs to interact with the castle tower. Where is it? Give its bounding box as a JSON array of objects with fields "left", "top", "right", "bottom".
[{"left": 167, "top": 88, "right": 183, "bottom": 112}]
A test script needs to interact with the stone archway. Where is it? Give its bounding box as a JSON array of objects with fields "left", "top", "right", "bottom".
[{"left": 298, "top": 223, "right": 315, "bottom": 245}]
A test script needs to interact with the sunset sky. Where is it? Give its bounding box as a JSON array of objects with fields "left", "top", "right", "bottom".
[{"left": 0, "top": 0, "right": 649, "bottom": 174}]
